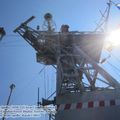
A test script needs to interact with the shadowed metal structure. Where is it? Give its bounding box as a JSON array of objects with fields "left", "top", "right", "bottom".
[
  {"left": 0, "top": 27, "right": 6, "bottom": 40},
  {"left": 2, "top": 84, "right": 15, "bottom": 120},
  {"left": 14, "top": 13, "right": 120, "bottom": 120}
]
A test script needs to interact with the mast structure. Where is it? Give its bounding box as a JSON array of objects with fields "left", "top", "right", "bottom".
[
  {"left": 14, "top": 11, "right": 120, "bottom": 120},
  {"left": 2, "top": 84, "right": 15, "bottom": 120},
  {"left": 95, "top": 0, "right": 112, "bottom": 32}
]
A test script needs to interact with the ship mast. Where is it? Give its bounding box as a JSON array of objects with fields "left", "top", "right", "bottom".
[
  {"left": 105, "top": 0, "right": 112, "bottom": 31},
  {"left": 13, "top": 2, "right": 120, "bottom": 119}
]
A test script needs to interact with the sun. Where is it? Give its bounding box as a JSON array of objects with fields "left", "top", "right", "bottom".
[{"left": 106, "top": 29, "right": 120, "bottom": 46}]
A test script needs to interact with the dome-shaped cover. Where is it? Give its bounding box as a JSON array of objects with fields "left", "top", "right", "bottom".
[{"left": 44, "top": 13, "right": 52, "bottom": 21}]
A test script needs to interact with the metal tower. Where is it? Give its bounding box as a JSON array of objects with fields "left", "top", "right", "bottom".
[{"left": 14, "top": 13, "right": 120, "bottom": 120}]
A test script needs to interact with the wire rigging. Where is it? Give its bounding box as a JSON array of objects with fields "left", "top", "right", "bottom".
[
  {"left": 110, "top": 52, "right": 120, "bottom": 63},
  {"left": 101, "top": 49, "right": 120, "bottom": 72},
  {"left": 5, "top": 34, "right": 20, "bottom": 37},
  {"left": 107, "top": 61, "right": 120, "bottom": 72},
  {"left": 44, "top": 67, "right": 47, "bottom": 98}
]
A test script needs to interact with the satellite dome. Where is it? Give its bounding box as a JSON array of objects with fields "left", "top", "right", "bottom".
[{"left": 44, "top": 13, "right": 52, "bottom": 21}]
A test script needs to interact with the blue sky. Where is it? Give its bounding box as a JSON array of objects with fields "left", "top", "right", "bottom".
[{"left": 0, "top": 0, "right": 120, "bottom": 120}]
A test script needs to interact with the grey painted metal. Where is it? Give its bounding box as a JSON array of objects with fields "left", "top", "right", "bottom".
[
  {"left": 56, "top": 89, "right": 120, "bottom": 120},
  {"left": 14, "top": 14, "right": 120, "bottom": 120},
  {"left": 74, "top": 45, "right": 120, "bottom": 88},
  {"left": 14, "top": 16, "right": 35, "bottom": 33},
  {"left": 56, "top": 106, "right": 120, "bottom": 120}
]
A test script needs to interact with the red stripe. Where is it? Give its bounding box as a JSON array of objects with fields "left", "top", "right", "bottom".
[
  {"left": 64, "top": 104, "right": 71, "bottom": 110},
  {"left": 99, "top": 100, "right": 105, "bottom": 107},
  {"left": 57, "top": 99, "right": 117, "bottom": 111},
  {"left": 76, "top": 102, "right": 82, "bottom": 109},
  {"left": 88, "top": 101, "right": 93, "bottom": 108},
  {"left": 110, "top": 100, "right": 115, "bottom": 106}
]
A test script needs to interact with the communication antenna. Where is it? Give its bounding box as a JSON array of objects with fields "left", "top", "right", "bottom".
[
  {"left": 2, "top": 84, "right": 15, "bottom": 120},
  {"left": 37, "top": 87, "right": 41, "bottom": 107},
  {"left": 42, "top": 13, "right": 56, "bottom": 32}
]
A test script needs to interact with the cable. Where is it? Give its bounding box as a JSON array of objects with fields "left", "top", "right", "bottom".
[
  {"left": 47, "top": 91, "right": 56, "bottom": 100},
  {"left": 0, "top": 45, "right": 29, "bottom": 47},
  {"left": 0, "top": 40, "right": 24, "bottom": 44},
  {"left": 107, "top": 61, "right": 120, "bottom": 72},
  {"left": 11, "top": 71, "right": 41, "bottom": 103},
  {"left": 102, "top": 50, "right": 120, "bottom": 71},
  {"left": 5, "top": 34, "right": 20, "bottom": 37},
  {"left": 38, "top": 66, "right": 46, "bottom": 74},
  {"left": 44, "top": 67, "right": 47, "bottom": 98},
  {"left": 0, "top": 40, "right": 27, "bottom": 47},
  {"left": 47, "top": 73, "right": 49, "bottom": 98},
  {"left": 110, "top": 52, "right": 120, "bottom": 63},
  {"left": 107, "top": 61, "right": 120, "bottom": 78}
]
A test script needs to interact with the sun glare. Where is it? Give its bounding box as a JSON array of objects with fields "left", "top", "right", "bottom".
[{"left": 106, "top": 29, "right": 120, "bottom": 46}]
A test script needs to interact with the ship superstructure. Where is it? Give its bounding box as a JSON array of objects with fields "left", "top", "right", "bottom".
[{"left": 14, "top": 5, "right": 120, "bottom": 120}]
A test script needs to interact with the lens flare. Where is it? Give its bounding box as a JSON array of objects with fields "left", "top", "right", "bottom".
[{"left": 106, "top": 29, "right": 120, "bottom": 46}]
